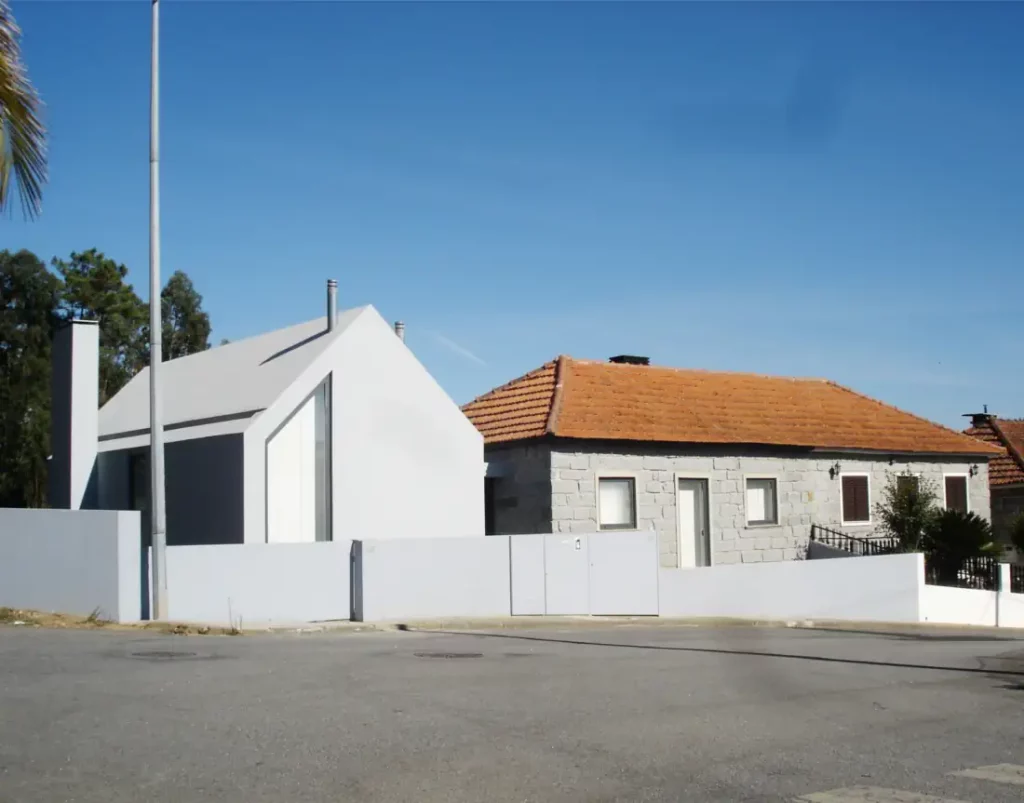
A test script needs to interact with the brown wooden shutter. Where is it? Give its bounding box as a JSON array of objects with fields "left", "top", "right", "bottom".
[
  {"left": 842, "top": 476, "right": 854, "bottom": 522},
  {"left": 842, "top": 475, "right": 869, "bottom": 522},
  {"left": 945, "top": 476, "right": 968, "bottom": 513}
]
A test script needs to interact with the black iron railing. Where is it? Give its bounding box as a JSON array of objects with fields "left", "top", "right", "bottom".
[
  {"left": 810, "top": 525, "right": 1020, "bottom": 593},
  {"left": 925, "top": 555, "right": 999, "bottom": 591},
  {"left": 809, "top": 524, "right": 900, "bottom": 556},
  {"left": 1011, "top": 564, "right": 1024, "bottom": 595}
]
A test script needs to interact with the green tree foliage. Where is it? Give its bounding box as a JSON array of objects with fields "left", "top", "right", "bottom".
[
  {"left": 921, "top": 510, "right": 995, "bottom": 584},
  {"left": 0, "top": 249, "right": 60, "bottom": 506},
  {"left": 0, "top": 246, "right": 214, "bottom": 507},
  {"left": 0, "top": 0, "right": 46, "bottom": 217},
  {"left": 1010, "top": 514, "right": 1024, "bottom": 554},
  {"left": 160, "top": 270, "right": 211, "bottom": 359},
  {"left": 52, "top": 249, "right": 147, "bottom": 404},
  {"left": 873, "top": 471, "right": 940, "bottom": 552}
]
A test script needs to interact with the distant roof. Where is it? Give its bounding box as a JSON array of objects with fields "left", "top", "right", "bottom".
[
  {"left": 965, "top": 417, "right": 1024, "bottom": 486},
  {"left": 462, "top": 356, "right": 1001, "bottom": 456},
  {"left": 98, "top": 306, "right": 367, "bottom": 441}
]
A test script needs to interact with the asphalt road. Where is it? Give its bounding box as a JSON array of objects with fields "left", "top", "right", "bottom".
[{"left": 1, "top": 624, "right": 1023, "bottom": 802}]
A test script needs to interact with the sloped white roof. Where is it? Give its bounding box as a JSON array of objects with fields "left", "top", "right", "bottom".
[{"left": 98, "top": 306, "right": 367, "bottom": 440}]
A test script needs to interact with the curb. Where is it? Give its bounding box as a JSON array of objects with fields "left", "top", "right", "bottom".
[{"left": 282, "top": 616, "right": 1024, "bottom": 638}]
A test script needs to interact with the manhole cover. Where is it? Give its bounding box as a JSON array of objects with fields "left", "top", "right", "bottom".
[
  {"left": 414, "top": 651, "right": 482, "bottom": 660},
  {"left": 130, "top": 650, "right": 198, "bottom": 660}
]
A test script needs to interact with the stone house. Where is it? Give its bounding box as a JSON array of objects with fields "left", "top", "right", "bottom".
[
  {"left": 464, "top": 355, "right": 1000, "bottom": 568},
  {"left": 965, "top": 413, "right": 1024, "bottom": 557}
]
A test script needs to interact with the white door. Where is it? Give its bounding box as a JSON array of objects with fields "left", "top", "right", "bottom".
[{"left": 677, "top": 479, "right": 710, "bottom": 568}]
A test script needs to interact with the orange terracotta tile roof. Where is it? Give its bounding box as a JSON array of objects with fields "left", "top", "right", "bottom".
[
  {"left": 965, "top": 418, "right": 1024, "bottom": 486},
  {"left": 463, "top": 356, "right": 1003, "bottom": 456}
]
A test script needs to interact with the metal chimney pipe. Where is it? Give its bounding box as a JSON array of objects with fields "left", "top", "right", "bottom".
[
  {"left": 326, "top": 279, "right": 337, "bottom": 331},
  {"left": 394, "top": 321, "right": 405, "bottom": 342}
]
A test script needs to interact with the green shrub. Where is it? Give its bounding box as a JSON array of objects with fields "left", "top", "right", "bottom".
[
  {"left": 874, "top": 472, "right": 939, "bottom": 552},
  {"left": 921, "top": 509, "right": 995, "bottom": 583},
  {"left": 1010, "top": 513, "right": 1024, "bottom": 554}
]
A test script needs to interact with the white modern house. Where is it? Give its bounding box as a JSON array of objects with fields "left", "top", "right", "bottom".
[{"left": 52, "top": 281, "right": 484, "bottom": 546}]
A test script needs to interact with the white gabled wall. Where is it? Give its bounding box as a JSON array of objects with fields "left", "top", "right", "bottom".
[
  {"left": 330, "top": 310, "right": 484, "bottom": 539},
  {"left": 243, "top": 306, "right": 484, "bottom": 543},
  {"left": 266, "top": 393, "right": 317, "bottom": 543}
]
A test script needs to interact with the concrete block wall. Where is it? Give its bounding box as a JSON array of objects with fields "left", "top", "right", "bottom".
[{"left": 548, "top": 444, "right": 990, "bottom": 568}]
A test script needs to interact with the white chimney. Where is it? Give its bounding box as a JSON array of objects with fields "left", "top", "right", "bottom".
[
  {"left": 49, "top": 319, "right": 99, "bottom": 509},
  {"left": 326, "top": 279, "right": 338, "bottom": 331}
]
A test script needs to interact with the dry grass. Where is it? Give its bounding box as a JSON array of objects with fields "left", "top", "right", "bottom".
[{"left": 0, "top": 607, "right": 244, "bottom": 636}]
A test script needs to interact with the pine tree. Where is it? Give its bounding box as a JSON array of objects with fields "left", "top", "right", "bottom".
[
  {"left": 161, "top": 270, "right": 211, "bottom": 359},
  {"left": 0, "top": 249, "right": 61, "bottom": 506},
  {"left": 52, "top": 249, "right": 147, "bottom": 404}
]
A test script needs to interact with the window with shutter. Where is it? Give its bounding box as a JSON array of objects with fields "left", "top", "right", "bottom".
[
  {"left": 944, "top": 475, "right": 968, "bottom": 513},
  {"left": 841, "top": 475, "right": 870, "bottom": 524}
]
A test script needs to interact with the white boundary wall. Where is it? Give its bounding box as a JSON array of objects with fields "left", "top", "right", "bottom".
[
  {"left": 354, "top": 532, "right": 660, "bottom": 622},
  {"left": 164, "top": 541, "right": 352, "bottom": 626},
  {"left": 356, "top": 536, "right": 512, "bottom": 621},
  {"left": 996, "top": 589, "right": 1024, "bottom": 628},
  {"left": 918, "top": 565, "right": 1024, "bottom": 628},
  {"left": 0, "top": 508, "right": 141, "bottom": 622},
  {"left": 659, "top": 553, "right": 925, "bottom": 623},
  {"left": 4, "top": 516, "right": 1024, "bottom": 628},
  {"left": 919, "top": 585, "right": 996, "bottom": 627}
]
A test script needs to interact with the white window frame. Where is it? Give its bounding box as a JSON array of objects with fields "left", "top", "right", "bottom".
[
  {"left": 941, "top": 472, "right": 970, "bottom": 513},
  {"left": 840, "top": 472, "right": 872, "bottom": 527},
  {"left": 743, "top": 474, "right": 780, "bottom": 527},
  {"left": 595, "top": 472, "right": 639, "bottom": 531}
]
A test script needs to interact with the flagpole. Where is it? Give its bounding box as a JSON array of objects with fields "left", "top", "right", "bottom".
[{"left": 149, "top": 0, "right": 168, "bottom": 620}]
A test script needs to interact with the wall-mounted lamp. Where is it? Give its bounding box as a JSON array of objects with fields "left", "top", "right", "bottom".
[
  {"left": 829, "top": 462, "right": 842, "bottom": 480},
  {"left": 969, "top": 464, "right": 979, "bottom": 477}
]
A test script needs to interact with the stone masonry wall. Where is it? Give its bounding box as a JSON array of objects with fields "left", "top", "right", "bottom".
[
  {"left": 548, "top": 444, "right": 991, "bottom": 568},
  {"left": 487, "top": 444, "right": 553, "bottom": 535}
]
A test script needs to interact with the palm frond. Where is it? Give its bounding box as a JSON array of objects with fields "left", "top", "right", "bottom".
[{"left": 0, "top": 0, "right": 46, "bottom": 219}]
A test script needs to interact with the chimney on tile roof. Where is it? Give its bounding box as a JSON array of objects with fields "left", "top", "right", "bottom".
[
  {"left": 964, "top": 405, "right": 992, "bottom": 429},
  {"left": 326, "top": 279, "right": 338, "bottom": 331},
  {"left": 394, "top": 321, "right": 405, "bottom": 342},
  {"left": 609, "top": 355, "right": 650, "bottom": 366}
]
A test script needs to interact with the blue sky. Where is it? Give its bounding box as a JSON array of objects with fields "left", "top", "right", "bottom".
[{"left": 8, "top": 1, "right": 1024, "bottom": 428}]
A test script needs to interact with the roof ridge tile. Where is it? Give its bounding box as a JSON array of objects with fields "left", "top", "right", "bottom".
[
  {"left": 571, "top": 358, "right": 830, "bottom": 384},
  {"left": 544, "top": 355, "right": 570, "bottom": 435},
  {"left": 463, "top": 359, "right": 557, "bottom": 407}
]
